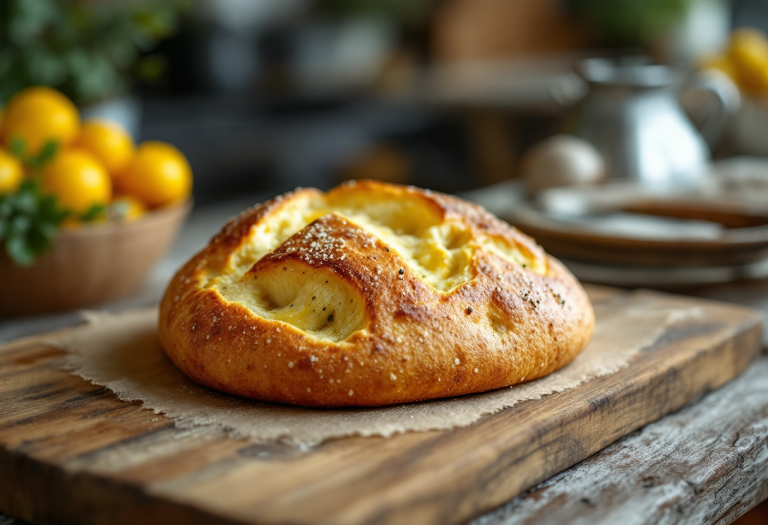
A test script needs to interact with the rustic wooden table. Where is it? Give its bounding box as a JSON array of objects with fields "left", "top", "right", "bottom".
[
  {"left": 1, "top": 191, "right": 767, "bottom": 525},
  {"left": 473, "top": 355, "right": 768, "bottom": 525}
]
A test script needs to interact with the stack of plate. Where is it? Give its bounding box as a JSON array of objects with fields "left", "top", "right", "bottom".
[{"left": 463, "top": 160, "right": 768, "bottom": 287}]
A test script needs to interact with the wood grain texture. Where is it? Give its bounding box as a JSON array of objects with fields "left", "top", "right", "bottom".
[
  {"left": 472, "top": 356, "right": 768, "bottom": 525},
  {"left": 0, "top": 287, "right": 763, "bottom": 525}
]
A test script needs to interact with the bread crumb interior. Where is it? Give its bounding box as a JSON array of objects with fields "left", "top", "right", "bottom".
[
  {"left": 216, "top": 263, "right": 366, "bottom": 342},
  {"left": 207, "top": 187, "right": 545, "bottom": 341}
]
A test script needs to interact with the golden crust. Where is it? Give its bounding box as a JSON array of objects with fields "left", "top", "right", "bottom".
[{"left": 159, "top": 181, "right": 595, "bottom": 407}]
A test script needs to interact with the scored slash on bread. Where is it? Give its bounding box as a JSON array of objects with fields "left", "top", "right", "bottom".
[{"left": 159, "top": 181, "right": 594, "bottom": 407}]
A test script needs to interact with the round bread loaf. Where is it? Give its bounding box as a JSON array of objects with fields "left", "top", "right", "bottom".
[{"left": 159, "top": 181, "right": 594, "bottom": 407}]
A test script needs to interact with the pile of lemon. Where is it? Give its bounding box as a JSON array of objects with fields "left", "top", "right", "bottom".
[
  {"left": 0, "top": 86, "right": 192, "bottom": 223},
  {"left": 703, "top": 28, "right": 768, "bottom": 96}
]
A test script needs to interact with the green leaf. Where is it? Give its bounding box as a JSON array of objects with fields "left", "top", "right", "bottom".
[
  {"left": 7, "top": 0, "right": 61, "bottom": 46},
  {"left": 0, "top": 199, "right": 13, "bottom": 219},
  {"left": 27, "top": 222, "right": 54, "bottom": 252},
  {"left": 5, "top": 232, "right": 36, "bottom": 266},
  {"left": 25, "top": 46, "right": 67, "bottom": 85},
  {"left": 18, "top": 178, "right": 39, "bottom": 194},
  {"left": 80, "top": 204, "right": 106, "bottom": 223},
  {"left": 103, "top": 37, "right": 136, "bottom": 68},
  {"left": 0, "top": 175, "right": 67, "bottom": 266},
  {"left": 14, "top": 190, "right": 38, "bottom": 215},
  {"left": 26, "top": 140, "right": 59, "bottom": 168},
  {"left": 8, "top": 137, "right": 26, "bottom": 158},
  {"left": 9, "top": 214, "right": 31, "bottom": 234},
  {"left": 36, "top": 220, "right": 58, "bottom": 241},
  {"left": 39, "top": 196, "right": 69, "bottom": 223}
]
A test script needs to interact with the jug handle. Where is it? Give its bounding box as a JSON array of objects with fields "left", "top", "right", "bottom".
[{"left": 680, "top": 70, "right": 740, "bottom": 150}]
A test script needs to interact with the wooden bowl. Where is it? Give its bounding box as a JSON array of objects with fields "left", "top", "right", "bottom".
[{"left": 0, "top": 200, "right": 191, "bottom": 317}]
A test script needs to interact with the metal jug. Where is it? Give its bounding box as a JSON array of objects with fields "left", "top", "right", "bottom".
[{"left": 565, "top": 57, "right": 739, "bottom": 190}]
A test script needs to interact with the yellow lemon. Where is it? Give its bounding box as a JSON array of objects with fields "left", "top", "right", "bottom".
[
  {"left": 729, "top": 28, "right": 768, "bottom": 93},
  {"left": 700, "top": 55, "right": 739, "bottom": 82},
  {"left": 1, "top": 86, "right": 80, "bottom": 155},
  {"left": 41, "top": 149, "right": 112, "bottom": 214},
  {"left": 0, "top": 149, "right": 23, "bottom": 194},
  {"left": 109, "top": 195, "right": 146, "bottom": 222},
  {"left": 74, "top": 119, "right": 135, "bottom": 177},
  {"left": 118, "top": 141, "right": 192, "bottom": 207}
]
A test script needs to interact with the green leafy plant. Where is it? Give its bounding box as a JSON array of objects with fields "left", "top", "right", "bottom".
[
  {"left": 574, "top": 0, "right": 695, "bottom": 46},
  {"left": 0, "top": 140, "right": 105, "bottom": 266},
  {"left": 0, "top": 178, "right": 68, "bottom": 266},
  {"left": 0, "top": 0, "right": 186, "bottom": 105}
]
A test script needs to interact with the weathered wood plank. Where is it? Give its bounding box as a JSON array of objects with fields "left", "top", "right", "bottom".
[
  {"left": 472, "top": 357, "right": 768, "bottom": 525},
  {"left": 4, "top": 358, "right": 767, "bottom": 525},
  {"left": 0, "top": 289, "right": 762, "bottom": 525}
]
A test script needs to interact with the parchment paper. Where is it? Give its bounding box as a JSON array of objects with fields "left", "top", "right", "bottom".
[{"left": 50, "top": 292, "right": 702, "bottom": 447}]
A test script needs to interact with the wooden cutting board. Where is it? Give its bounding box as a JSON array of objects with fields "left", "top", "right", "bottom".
[{"left": 0, "top": 286, "right": 762, "bottom": 525}]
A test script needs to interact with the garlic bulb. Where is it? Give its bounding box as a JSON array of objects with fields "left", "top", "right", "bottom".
[{"left": 522, "top": 135, "right": 604, "bottom": 192}]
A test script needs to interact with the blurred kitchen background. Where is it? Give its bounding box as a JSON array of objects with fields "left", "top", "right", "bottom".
[
  {"left": 4, "top": 0, "right": 767, "bottom": 204},
  {"left": 8, "top": 0, "right": 768, "bottom": 307}
]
